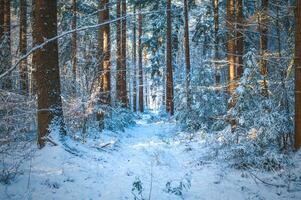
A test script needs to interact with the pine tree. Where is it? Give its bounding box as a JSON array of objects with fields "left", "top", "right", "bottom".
[
  {"left": 295, "top": 0, "right": 301, "bottom": 150},
  {"left": 19, "top": 0, "right": 28, "bottom": 95},
  {"left": 184, "top": 0, "right": 191, "bottom": 108},
  {"left": 0, "top": 0, "right": 5, "bottom": 82},
  {"left": 32, "top": 0, "right": 65, "bottom": 148},
  {"left": 212, "top": 0, "right": 220, "bottom": 86},
  {"left": 99, "top": 0, "right": 111, "bottom": 105},
  {"left": 71, "top": 0, "right": 77, "bottom": 95},
  {"left": 116, "top": 0, "right": 127, "bottom": 106},
  {"left": 132, "top": 5, "right": 137, "bottom": 112},
  {"left": 138, "top": 7, "right": 144, "bottom": 112},
  {"left": 2, "top": 0, "right": 12, "bottom": 90},
  {"left": 259, "top": 0, "right": 269, "bottom": 96},
  {"left": 236, "top": 0, "right": 244, "bottom": 78},
  {"left": 166, "top": 0, "right": 174, "bottom": 115},
  {"left": 226, "top": 0, "right": 236, "bottom": 95}
]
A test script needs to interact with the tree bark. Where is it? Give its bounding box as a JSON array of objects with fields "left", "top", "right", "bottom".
[
  {"left": 138, "top": 8, "right": 144, "bottom": 112},
  {"left": 166, "top": 0, "right": 174, "bottom": 115},
  {"left": 227, "top": 0, "right": 236, "bottom": 95},
  {"left": 259, "top": 0, "right": 269, "bottom": 96},
  {"left": 19, "top": 0, "right": 28, "bottom": 95},
  {"left": 71, "top": 0, "right": 77, "bottom": 95},
  {"left": 132, "top": 6, "right": 137, "bottom": 112},
  {"left": 32, "top": 0, "right": 65, "bottom": 148},
  {"left": 184, "top": 0, "right": 191, "bottom": 109},
  {"left": 295, "top": 0, "right": 301, "bottom": 150},
  {"left": 0, "top": 0, "right": 3, "bottom": 41},
  {"left": 2, "top": 0, "right": 12, "bottom": 90},
  {"left": 121, "top": 0, "right": 127, "bottom": 106},
  {"left": 0, "top": 0, "right": 4, "bottom": 91},
  {"left": 99, "top": 0, "right": 111, "bottom": 105},
  {"left": 213, "top": 0, "right": 220, "bottom": 86},
  {"left": 116, "top": 0, "right": 127, "bottom": 106},
  {"left": 236, "top": 0, "right": 244, "bottom": 78}
]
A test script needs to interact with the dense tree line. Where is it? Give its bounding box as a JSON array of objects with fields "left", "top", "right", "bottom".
[{"left": 0, "top": 0, "right": 300, "bottom": 154}]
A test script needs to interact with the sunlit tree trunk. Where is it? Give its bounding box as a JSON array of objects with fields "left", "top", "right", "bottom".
[
  {"left": 32, "top": 0, "right": 65, "bottom": 148},
  {"left": 132, "top": 6, "right": 137, "bottom": 112},
  {"left": 295, "top": 0, "right": 301, "bottom": 150},
  {"left": 19, "top": 0, "right": 28, "bottom": 95},
  {"left": 259, "top": 0, "right": 269, "bottom": 96},
  {"left": 227, "top": 0, "right": 236, "bottom": 95},
  {"left": 71, "top": 0, "right": 77, "bottom": 95},
  {"left": 99, "top": 0, "right": 111, "bottom": 105},
  {"left": 138, "top": 8, "right": 144, "bottom": 112},
  {"left": 166, "top": 0, "right": 174, "bottom": 115},
  {"left": 184, "top": 0, "right": 191, "bottom": 109}
]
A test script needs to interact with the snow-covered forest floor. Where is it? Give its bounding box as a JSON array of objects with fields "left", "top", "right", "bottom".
[{"left": 1, "top": 114, "right": 301, "bottom": 200}]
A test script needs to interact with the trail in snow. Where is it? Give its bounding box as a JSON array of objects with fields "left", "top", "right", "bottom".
[{"left": 1, "top": 115, "right": 300, "bottom": 200}]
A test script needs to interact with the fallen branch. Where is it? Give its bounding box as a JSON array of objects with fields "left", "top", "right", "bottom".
[{"left": 248, "top": 170, "right": 286, "bottom": 188}]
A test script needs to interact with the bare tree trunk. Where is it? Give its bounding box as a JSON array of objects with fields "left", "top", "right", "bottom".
[
  {"left": 19, "top": 0, "right": 28, "bottom": 95},
  {"left": 116, "top": 0, "right": 127, "bottom": 106},
  {"left": 2, "top": 0, "right": 12, "bottom": 90},
  {"left": 259, "top": 0, "right": 269, "bottom": 96},
  {"left": 295, "top": 0, "right": 301, "bottom": 150},
  {"left": 121, "top": 0, "right": 127, "bottom": 106},
  {"left": 99, "top": 0, "right": 111, "bottom": 105},
  {"left": 227, "top": 0, "right": 236, "bottom": 95},
  {"left": 184, "top": 0, "right": 191, "bottom": 109},
  {"left": 0, "top": 0, "right": 4, "bottom": 90},
  {"left": 32, "top": 0, "right": 65, "bottom": 148},
  {"left": 138, "top": 8, "right": 144, "bottom": 112},
  {"left": 132, "top": 6, "right": 137, "bottom": 112},
  {"left": 71, "top": 0, "right": 77, "bottom": 95},
  {"left": 30, "top": 0, "right": 37, "bottom": 95},
  {"left": 166, "top": 0, "right": 174, "bottom": 116},
  {"left": 236, "top": 0, "right": 244, "bottom": 78},
  {"left": 0, "top": 0, "right": 3, "bottom": 40},
  {"left": 213, "top": 0, "right": 220, "bottom": 86}
]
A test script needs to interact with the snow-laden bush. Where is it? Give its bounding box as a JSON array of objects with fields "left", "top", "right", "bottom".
[
  {"left": 174, "top": 63, "right": 227, "bottom": 132},
  {"left": 213, "top": 51, "right": 294, "bottom": 170},
  {"left": 0, "top": 91, "right": 36, "bottom": 184},
  {"left": 103, "top": 104, "right": 136, "bottom": 132}
]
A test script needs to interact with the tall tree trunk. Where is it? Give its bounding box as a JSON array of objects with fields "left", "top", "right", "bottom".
[
  {"left": 32, "top": 0, "right": 65, "bottom": 148},
  {"left": 116, "top": 0, "right": 127, "bottom": 106},
  {"left": 30, "top": 0, "right": 37, "bottom": 95},
  {"left": 19, "top": 0, "right": 28, "bottom": 95},
  {"left": 138, "top": 8, "right": 144, "bottom": 112},
  {"left": 2, "top": 0, "right": 12, "bottom": 90},
  {"left": 0, "top": 0, "right": 3, "bottom": 91},
  {"left": 236, "top": 0, "right": 244, "bottom": 78},
  {"left": 227, "top": 0, "right": 236, "bottom": 95},
  {"left": 295, "top": 0, "right": 301, "bottom": 150},
  {"left": 71, "top": 0, "right": 77, "bottom": 95},
  {"left": 99, "top": 0, "right": 111, "bottom": 105},
  {"left": 121, "top": 0, "right": 127, "bottom": 106},
  {"left": 213, "top": 0, "right": 220, "bottom": 86},
  {"left": 132, "top": 6, "right": 137, "bottom": 112},
  {"left": 0, "top": 0, "right": 3, "bottom": 40},
  {"left": 166, "top": 0, "right": 174, "bottom": 115},
  {"left": 259, "top": 0, "right": 269, "bottom": 96},
  {"left": 184, "top": 0, "right": 191, "bottom": 109}
]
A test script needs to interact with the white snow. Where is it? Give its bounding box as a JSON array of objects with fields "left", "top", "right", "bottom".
[{"left": 1, "top": 114, "right": 300, "bottom": 200}]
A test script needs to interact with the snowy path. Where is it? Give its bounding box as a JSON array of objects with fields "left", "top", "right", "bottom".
[{"left": 1, "top": 115, "right": 300, "bottom": 200}]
